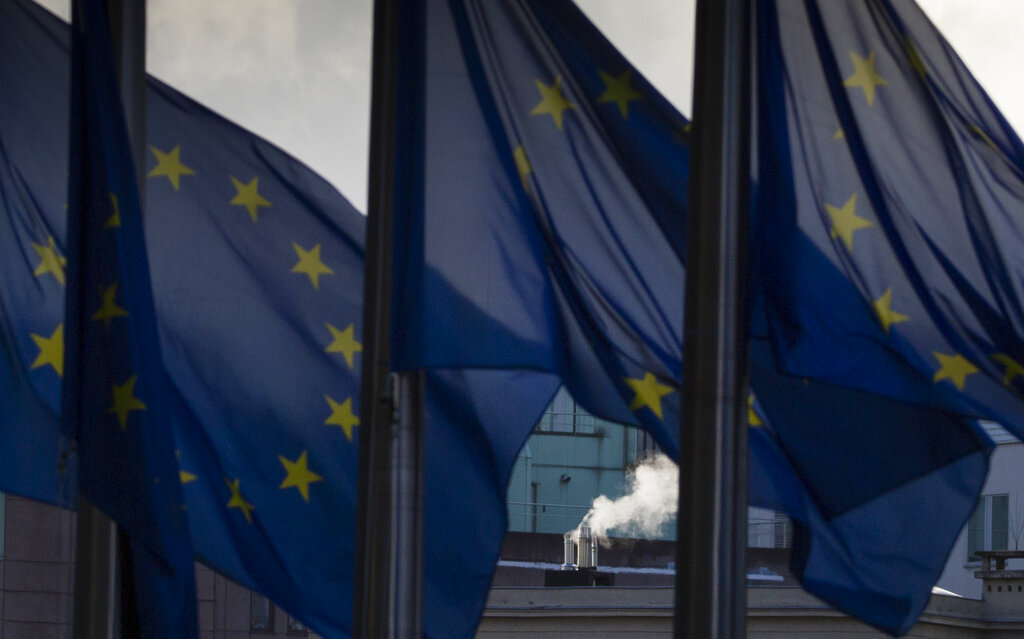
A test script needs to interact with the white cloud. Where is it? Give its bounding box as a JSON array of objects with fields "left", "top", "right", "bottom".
[
  {"left": 28, "top": 1, "right": 1024, "bottom": 208},
  {"left": 577, "top": 0, "right": 696, "bottom": 116},
  {"left": 146, "top": 0, "right": 372, "bottom": 209},
  {"left": 33, "top": 0, "right": 67, "bottom": 20},
  {"left": 918, "top": 1, "right": 1024, "bottom": 135},
  {"left": 148, "top": 1, "right": 301, "bottom": 94}
]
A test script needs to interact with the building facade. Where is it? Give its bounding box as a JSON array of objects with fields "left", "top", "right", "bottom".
[
  {"left": 481, "top": 532, "right": 1024, "bottom": 638},
  {"left": 477, "top": 583, "right": 1024, "bottom": 638},
  {"left": 0, "top": 494, "right": 318, "bottom": 639},
  {"left": 937, "top": 424, "right": 1024, "bottom": 599},
  {"left": 505, "top": 388, "right": 657, "bottom": 537},
  {"left": 505, "top": 389, "right": 791, "bottom": 549},
  {"left": 1, "top": 394, "right": 1022, "bottom": 637},
  {"left": 506, "top": 390, "right": 1024, "bottom": 601}
]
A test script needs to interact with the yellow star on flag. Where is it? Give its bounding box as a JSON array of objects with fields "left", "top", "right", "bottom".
[
  {"left": 833, "top": 128, "right": 845, "bottom": 140},
  {"left": 32, "top": 236, "right": 66, "bottom": 286},
  {"left": 230, "top": 176, "right": 272, "bottom": 222},
  {"left": 324, "top": 395, "right": 359, "bottom": 440},
  {"left": 278, "top": 450, "right": 323, "bottom": 502},
  {"left": 843, "top": 50, "right": 887, "bottom": 106},
  {"left": 992, "top": 354, "right": 1024, "bottom": 387},
  {"left": 225, "top": 477, "right": 255, "bottom": 524},
  {"left": 872, "top": 288, "right": 909, "bottom": 334},
  {"left": 624, "top": 372, "right": 674, "bottom": 420},
  {"left": 529, "top": 76, "right": 575, "bottom": 130},
  {"left": 147, "top": 145, "right": 195, "bottom": 191},
  {"left": 292, "top": 242, "right": 334, "bottom": 290},
  {"left": 104, "top": 192, "right": 120, "bottom": 228},
  {"left": 325, "top": 323, "right": 362, "bottom": 369},
  {"left": 932, "top": 351, "right": 978, "bottom": 391},
  {"left": 176, "top": 449, "right": 197, "bottom": 484},
  {"left": 825, "top": 194, "right": 872, "bottom": 252},
  {"left": 30, "top": 323, "right": 63, "bottom": 377},
  {"left": 969, "top": 124, "right": 1000, "bottom": 153},
  {"left": 597, "top": 69, "right": 644, "bottom": 119},
  {"left": 92, "top": 282, "right": 129, "bottom": 329},
  {"left": 904, "top": 38, "right": 927, "bottom": 79},
  {"left": 674, "top": 122, "right": 692, "bottom": 145},
  {"left": 748, "top": 394, "right": 762, "bottom": 426},
  {"left": 109, "top": 374, "right": 147, "bottom": 429},
  {"left": 513, "top": 145, "right": 532, "bottom": 191}
]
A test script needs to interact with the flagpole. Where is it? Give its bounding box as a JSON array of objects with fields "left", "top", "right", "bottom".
[
  {"left": 104, "top": 0, "right": 147, "bottom": 191},
  {"left": 71, "top": 1, "right": 146, "bottom": 637},
  {"left": 355, "top": 0, "right": 426, "bottom": 636},
  {"left": 676, "top": 0, "right": 752, "bottom": 636}
]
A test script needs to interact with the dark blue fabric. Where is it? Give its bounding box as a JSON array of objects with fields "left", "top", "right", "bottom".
[
  {"left": 748, "top": 1, "right": 1024, "bottom": 630},
  {"left": 392, "top": 0, "right": 692, "bottom": 456},
  {"left": 0, "top": 0, "right": 74, "bottom": 507},
  {"left": 2, "top": 0, "right": 1016, "bottom": 636},
  {"left": 391, "top": 0, "right": 1001, "bottom": 635},
  {"left": 62, "top": 2, "right": 198, "bottom": 636},
  {"left": 756, "top": 0, "right": 1024, "bottom": 432},
  {"left": 0, "top": 2, "right": 562, "bottom": 637}
]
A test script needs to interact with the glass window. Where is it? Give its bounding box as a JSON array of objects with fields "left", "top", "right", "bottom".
[
  {"left": 968, "top": 500, "right": 986, "bottom": 560},
  {"left": 746, "top": 508, "right": 773, "bottom": 548},
  {"left": 993, "top": 494, "right": 1009, "bottom": 551},
  {"left": 535, "top": 388, "right": 600, "bottom": 434},
  {"left": 250, "top": 593, "right": 274, "bottom": 632},
  {"left": 287, "top": 615, "right": 308, "bottom": 635},
  {"left": 968, "top": 494, "right": 1010, "bottom": 561},
  {"left": 537, "top": 388, "right": 574, "bottom": 432},
  {"left": 773, "top": 512, "right": 792, "bottom": 549}
]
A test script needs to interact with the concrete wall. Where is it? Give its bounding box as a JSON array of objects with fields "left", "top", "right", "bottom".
[
  {"left": 937, "top": 441, "right": 1024, "bottom": 599},
  {"left": 477, "top": 586, "right": 1024, "bottom": 638},
  {"left": 506, "top": 419, "right": 650, "bottom": 536},
  {"left": 0, "top": 495, "right": 318, "bottom": 639},
  {"left": 0, "top": 494, "right": 75, "bottom": 639},
  {"left": 508, "top": 417, "right": 1024, "bottom": 601}
]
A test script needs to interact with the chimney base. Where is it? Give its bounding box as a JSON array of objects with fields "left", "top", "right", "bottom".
[{"left": 544, "top": 567, "right": 615, "bottom": 587}]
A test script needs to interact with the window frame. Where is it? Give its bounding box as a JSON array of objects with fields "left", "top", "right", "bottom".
[
  {"left": 287, "top": 614, "right": 309, "bottom": 636},
  {"left": 249, "top": 592, "right": 275, "bottom": 634},
  {"left": 967, "top": 493, "right": 1010, "bottom": 562},
  {"left": 534, "top": 388, "right": 604, "bottom": 436}
]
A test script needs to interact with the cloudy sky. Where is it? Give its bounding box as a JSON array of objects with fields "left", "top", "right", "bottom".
[{"left": 34, "top": 1, "right": 1024, "bottom": 213}]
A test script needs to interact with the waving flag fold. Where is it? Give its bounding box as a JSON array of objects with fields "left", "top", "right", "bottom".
[
  {"left": 1, "top": 1, "right": 560, "bottom": 636},
  {"left": 3, "top": 0, "right": 1020, "bottom": 636},
  {"left": 390, "top": 0, "right": 1004, "bottom": 635},
  {"left": 62, "top": 1, "right": 198, "bottom": 635}
]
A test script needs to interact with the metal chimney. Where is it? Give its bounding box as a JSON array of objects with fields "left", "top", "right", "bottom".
[
  {"left": 577, "top": 524, "right": 596, "bottom": 569},
  {"left": 561, "top": 532, "right": 575, "bottom": 570},
  {"left": 544, "top": 524, "right": 614, "bottom": 587}
]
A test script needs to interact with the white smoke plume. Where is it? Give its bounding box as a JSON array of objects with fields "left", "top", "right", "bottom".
[{"left": 581, "top": 453, "right": 678, "bottom": 539}]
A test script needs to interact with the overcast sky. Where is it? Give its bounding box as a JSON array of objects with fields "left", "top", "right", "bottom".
[{"left": 34, "top": 1, "right": 1024, "bottom": 213}]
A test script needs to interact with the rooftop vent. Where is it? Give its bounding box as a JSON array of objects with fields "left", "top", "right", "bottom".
[{"left": 545, "top": 523, "right": 614, "bottom": 587}]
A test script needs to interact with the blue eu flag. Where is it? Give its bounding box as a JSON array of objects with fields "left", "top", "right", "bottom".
[
  {"left": 751, "top": 0, "right": 1024, "bottom": 630},
  {"left": 391, "top": 0, "right": 996, "bottom": 635},
  {"left": 755, "top": 0, "right": 1024, "bottom": 435},
  {"left": 0, "top": 0, "right": 368, "bottom": 631},
  {"left": 0, "top": 1, "right": 558, "bottom": 637},
  {"left": 63, "top": 1, "right": 198, "bottom": 636}
]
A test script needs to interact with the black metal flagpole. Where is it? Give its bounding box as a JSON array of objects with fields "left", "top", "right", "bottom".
[
  {"left": 71, "top": 1, "right": 146, "bottom": 637},
  {"left": 355, "top": 0, "right": 426, "bottom": 636},
  {"left": 676, "top": 0, "right": 753, "bottom": 636}
]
